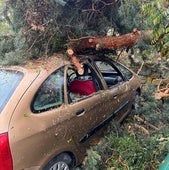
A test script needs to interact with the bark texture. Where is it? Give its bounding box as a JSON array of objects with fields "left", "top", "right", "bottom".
[
  {"left": 67, "top": 29, "right": 143, "bottom": 52},
  {"left": 66, "top": 30, "right": 151, "bottom": 74}
]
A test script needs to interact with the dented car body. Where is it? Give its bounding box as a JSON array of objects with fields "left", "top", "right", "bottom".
[{"left": 0, "top": 54, "right": 141, "bottom": 170}]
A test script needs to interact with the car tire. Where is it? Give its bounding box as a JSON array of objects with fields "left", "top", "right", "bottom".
[
  {"left": 44, "top": 153, "right": 74, "bottom": 170},
  {"left": 133, "top": 91, "right": 140, "bottom": 110}
]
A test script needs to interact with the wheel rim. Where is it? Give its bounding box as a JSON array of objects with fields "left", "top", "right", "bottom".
[{"left": 49, "top": 161, "right": 70, "bottom": 170}]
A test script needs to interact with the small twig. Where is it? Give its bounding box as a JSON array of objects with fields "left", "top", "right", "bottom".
[
  {"left": 26, "top": 32, "right": 43, "bottom": 52},
  {"left": 118, "top": 156, "right": 129, "bottom": 170},
  {"left": 67, "top": 36, "right": 95, "bottom": 42},
  {"left": 155, "top": 79, "right": 169, "bottom": 99},
  {"left": 45, "top": 32, "right": 56, "bottom": 58},
  {"left": 157, "top": 79, "right": 163, "bottom": 92},
  {"left": 137, "top": 62, "right": 144, "bottom": 75},
  {"left": 116, "top": 49, "right": 124, "bottom": 61},
  {"left": 105, "top": 154, "right": 114, "bottom": 164},
  {"left": 161, "top": 65, "right": 169, "bottom": 71},
  {"left": 100, "top": 0, "right": 115, "bottom": 6}
]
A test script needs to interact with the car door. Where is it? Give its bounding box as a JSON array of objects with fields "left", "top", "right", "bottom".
[
  {"left": 94, "top": 59, "right": 131, "bottom": 122},
  {"left": 65, "top": 64, "right": 111, "bottom": 149}
]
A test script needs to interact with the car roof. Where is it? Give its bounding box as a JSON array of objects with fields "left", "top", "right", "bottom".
[
  {"left": 24, "top": 54, "right": 70, "bottom": 70},
  {"left": 0, "top": 53, "right": 70, "bottom": 72}
]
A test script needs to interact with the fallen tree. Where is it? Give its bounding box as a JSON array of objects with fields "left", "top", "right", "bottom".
[{"left": 66, "top": 29, "right": 152, "bottom": 74}]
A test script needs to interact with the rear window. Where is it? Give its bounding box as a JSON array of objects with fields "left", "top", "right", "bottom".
[{"left": 0, "top": 70, "right": 23, "bottom": 113}]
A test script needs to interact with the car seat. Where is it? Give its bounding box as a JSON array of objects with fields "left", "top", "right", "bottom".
[
  {"left": 69, "top": 80, "right": 96, "bottom": 95},
  {"left": 69, "top": 65, "right": 96, "bottom": 95}
]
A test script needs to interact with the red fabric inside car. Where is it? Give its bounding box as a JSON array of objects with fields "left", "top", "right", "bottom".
[{"left": 70, "top": 80, "right": 96, "bottom": 95}]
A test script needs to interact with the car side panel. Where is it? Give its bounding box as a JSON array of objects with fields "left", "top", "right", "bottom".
[
  {"left": 9, "top": 99, "right": 81, "bottom": 169},
  {"left": 100, "top": 81, "right": 131, "bottom": 123},
  {"left": 8, "top": 70, "right": 82, "bottom": 169}
]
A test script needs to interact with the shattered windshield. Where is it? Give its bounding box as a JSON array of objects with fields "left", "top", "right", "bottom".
[{"left": 0, "top": 70, "right": 23, "bottom": 113}]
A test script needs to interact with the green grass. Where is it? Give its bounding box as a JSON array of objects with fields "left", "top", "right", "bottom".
[{"left": 84, "top": 83, "right": 169, "bottom": 170}]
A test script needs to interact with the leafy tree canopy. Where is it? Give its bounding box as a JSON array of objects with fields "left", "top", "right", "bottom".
[
  {"left": 142, "top": 0, "right": 169, "bottom": 58},
  {"left": 0, "top": 0, "right": 168, "bottom": 65}
]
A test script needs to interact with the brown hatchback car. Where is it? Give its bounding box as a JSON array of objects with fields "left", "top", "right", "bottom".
[{"left": 0, "top": 53, "right": 141, "bottom": 170}]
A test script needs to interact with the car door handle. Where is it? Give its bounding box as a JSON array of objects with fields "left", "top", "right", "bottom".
[
  {"left": 76, "top": 108, "right": 85, "bottom": 116},
  {"left": 113, "top": 94, "right": 118, "bottom": 99}
]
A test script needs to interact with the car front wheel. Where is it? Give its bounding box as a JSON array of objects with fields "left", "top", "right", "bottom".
[
  {"left": 44, "top": 153, "right": 74, "bottom": 170},
  {"left": 48, "top": 161, "right": 69, "bottom": 170}
]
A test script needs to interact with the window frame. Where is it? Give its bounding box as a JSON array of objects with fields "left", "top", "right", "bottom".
[
  {"left": 112, "top": 61, "right": 133, "bottom": 81},
  {"left": 94, "top": 59, "right": 125, "bottom": 88},
  {"left": 31, "top": 67, "right": 65, "bottom": 113}
]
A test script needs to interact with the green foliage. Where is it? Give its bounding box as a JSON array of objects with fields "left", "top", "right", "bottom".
[
  {"left": 117, "top": 0, "right": 145, "bottom": 33},
  {"left": 0, "top": 36, "right": 14, "bottom": 55},
  {"left": 85, "top": 150, "right": 101, "bottom": 170},
  {"left": 0, "top": 31, "right": 29, "bottom": 65},
  {"left": 0, "top": 0, "right": 12, "bottom": 34},
  {"left": 142, "top": 0, "right": 169, "bottom": 58},
  {"left": 136, "top": 83, "right": 169, "bottom": 125},
  {"left": 85, "top": 83, "right": 169, "bottom": 170},
  {"left": 0, "top": 0, "right": 68, "bottom": 64},
  {"left": 0, "top": 0, "right": 123, "bottom": 64}
]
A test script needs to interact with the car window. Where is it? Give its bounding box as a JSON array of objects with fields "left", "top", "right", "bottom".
[
  {"left": 32, "top": 67, "right": 64, "bottom": 113},
  {"left": 95, "top": 61, "right": 117, "bottom": 72},
  {"left": 113, "top": 62, "right": 133, "bottom": 80},
  {"left": 67, "top": 64, "right": 101, "bottom": 103},
  {"left": 0, "top": 70, "right": 23, "bottom": 113},
  {"left": 95, "top": 61, "right": 123, "bottom": 88}
]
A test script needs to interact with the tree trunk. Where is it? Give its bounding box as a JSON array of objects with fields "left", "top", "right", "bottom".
[{"left": 66, "top": 29, "right": 151, "bottom": 74}]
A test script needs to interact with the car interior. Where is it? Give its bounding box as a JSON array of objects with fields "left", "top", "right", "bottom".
[
  {"left": 67, "top": 64, "right": 99, "bottom": 102},
  {"left": 66, "top": 59, "right": 125, "bottom": 102},
  {"left": 94, "top": 60, "right": 124, "bottom": 87}
]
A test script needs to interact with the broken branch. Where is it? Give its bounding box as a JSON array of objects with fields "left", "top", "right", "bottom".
[
  {"left": 67, "top": 30, "right": 142, "bottom": 52},
  {"left": 154, "top": 80, "right": 169, "bottom": 100},
  {"left": 67, "top": 48, "right": 84, "bottom": 75},
  {"left": 66, "top": 29, "right": 152, "bottom": 73},
  {"left": 134, "top": 123, "right": 150, "bottom": 135},
  {"left": 134, "top": 115, "right": 159, "bottom": 131}
]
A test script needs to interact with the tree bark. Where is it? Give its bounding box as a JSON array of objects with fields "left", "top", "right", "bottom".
[
  {"left": 67, "top": 29, "right": 146, "bottom": 52},
  {"left": 66, "top": 29, "right": 152, "bottom": 74}
]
